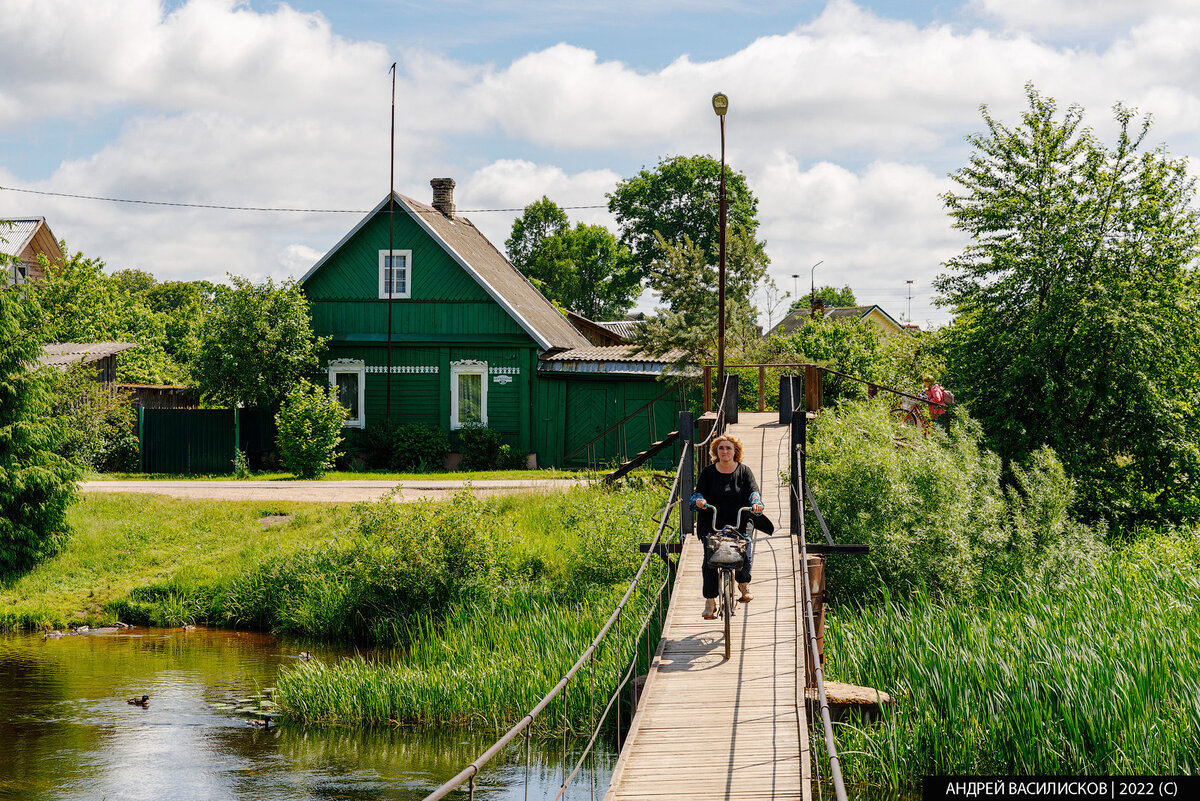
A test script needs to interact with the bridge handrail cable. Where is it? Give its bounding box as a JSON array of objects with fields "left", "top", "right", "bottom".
[
  {"left": 793, "top": 435, "right": 849, "bottom": 801},
  {"left": 422, "top": 444, "right": 691, "bottom": 801}
]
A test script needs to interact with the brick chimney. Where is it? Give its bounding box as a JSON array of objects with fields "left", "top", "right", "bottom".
[{"left": 430, "top": 178, "right": 456, "bottom": 217}]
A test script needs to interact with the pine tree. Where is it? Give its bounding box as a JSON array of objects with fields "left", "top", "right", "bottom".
[{"left": 0, "top": 284, "right": 78, "bottom": 576}]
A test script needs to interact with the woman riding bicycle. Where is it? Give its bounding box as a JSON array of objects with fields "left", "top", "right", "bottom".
[{"left": 690, "top": 435, "right": 763, "bottom": 620}]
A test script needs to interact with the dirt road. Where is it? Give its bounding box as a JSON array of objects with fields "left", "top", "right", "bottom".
[{"left": 81, "top": 478, "right": 591, "bottom": 503}]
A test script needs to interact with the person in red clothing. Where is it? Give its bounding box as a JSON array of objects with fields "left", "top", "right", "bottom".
[{"left": 922, "top": 374, "right": 950, "bottom": 431}]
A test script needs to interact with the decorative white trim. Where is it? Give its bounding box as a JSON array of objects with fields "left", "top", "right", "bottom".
[
  {"left": 364, "top": 365, "right": 438, "bottom": 374},
  {"left": 328, "top": 359, "right": 366, "bottom": 429},
  {"left": 378, "top": 249, "right": 412, "bottom": 299},
  {"left": 450, "top": 360, "right": 488, "bottom": 429},
  {"left": 488, "top": 366, "right": 521, "bottom": 375}
]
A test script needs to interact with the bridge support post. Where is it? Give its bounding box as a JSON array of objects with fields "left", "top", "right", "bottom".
[
  {"left": 804, "top": 363, "right": 823, "bottom": 413},
  {"left": 803, "top": 555, "right": 827, "bottom": 688},
  {"left": 722, "top": 372, "right": 739, "bottom": 425},
  {"left": 790, "top": 409, "right": 805, "bottom": 535},
  {"left": 679, "top": 411, "right": 694, "bottom": 539}
]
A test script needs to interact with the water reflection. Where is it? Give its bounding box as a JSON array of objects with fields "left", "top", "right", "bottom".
[{"left": 0, "top": 630, "right": 614, "bottom": 800}]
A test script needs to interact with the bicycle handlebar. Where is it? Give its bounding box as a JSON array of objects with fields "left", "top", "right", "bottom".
[{"left": 701, "top": 504, "right": 755, "bottom": 533}]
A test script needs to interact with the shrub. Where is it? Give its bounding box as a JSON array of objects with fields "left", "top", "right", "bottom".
[
  {"left": 275, "top": 379, "right": 348, "bottom": 479},
  {"left": 220, "top": 490, "right": 499, "bottom": 642},
  {"left": 459, "top": 424, "right": 522, "bottom": 471},
  {"left": 357, "top": 422, "right": 449, "bottom": 472},
  {"left": 46, "top": 365, "right": 139, "bottom": 472},
  {"left": 805, "top": 399, "right": 1106, "bottom": 603}
]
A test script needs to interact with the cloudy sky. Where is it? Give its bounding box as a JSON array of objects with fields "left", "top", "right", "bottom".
[{"left": 4, "top": 0, "right": 1200, "bottom": 327}]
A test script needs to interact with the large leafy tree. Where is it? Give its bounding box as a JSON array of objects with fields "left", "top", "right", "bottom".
[
  {"left": 506, "top": 198, "right": 640, "bottom": 319},
  {"left": 936, "top": 86, "right": 1200, "bottom": 525},
  {"left": 632, "top": 227, "right": 768, "bottom": 370},
  {"left": 32, "top": 249, "right": 200, "bottom": 384},
  {"left": 608, "top": 154, "right": 765, "bottom": 280},
  {"left": 0, "top": 282, "right": 78, "bottom": 576},
  {"left": 192, "top": 275, "right": 327, "bottom": 410}
]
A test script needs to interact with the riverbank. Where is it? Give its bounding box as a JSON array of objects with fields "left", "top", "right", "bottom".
[
  {"left": 2, "top": 483, "right": 664, "bottom": 634},
  {"left": 825, "top": 532, "right": 1200, "bottom": 788}
]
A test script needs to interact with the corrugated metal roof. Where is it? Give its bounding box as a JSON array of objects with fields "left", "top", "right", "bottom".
[
  {"left": 39, "top": 342, "right": 138, "bottom": 369},
  {"left": 595, "top": 320, "right": 644, "bottom": 340},
  {"left": 0, "top": 218, "right": 44, "bottom": 257},
  {"left": 539, "top": 345, "right": 693, "bottom": 375}
]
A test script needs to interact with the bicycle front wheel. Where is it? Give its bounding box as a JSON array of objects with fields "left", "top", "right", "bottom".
[{"left": 722, "top": 569, "right": 734, "bottom": 660}]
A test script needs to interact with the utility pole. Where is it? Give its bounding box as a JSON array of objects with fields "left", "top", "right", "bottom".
[{"left": 906, "top": 279, "right": 913, "bottom": 323}]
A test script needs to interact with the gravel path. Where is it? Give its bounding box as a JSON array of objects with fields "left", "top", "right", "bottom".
[{"left": 81, "top": 478, "right": 592, "bottom": 503}]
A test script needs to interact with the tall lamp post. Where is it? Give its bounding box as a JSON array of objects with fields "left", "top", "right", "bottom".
[
  {"left": 809, "top": 260, "right": 823, "bottom": 316},
  {"left": 712, "top": 92, "right": 729, "bottom": 405}
]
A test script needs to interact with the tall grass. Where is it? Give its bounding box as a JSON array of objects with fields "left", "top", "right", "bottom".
[
  {"left": 825, "top": 532, "right": 1200, "bottom": 789},
  {"left": 273, "top": 482, "right": 673, "bottom": 731},
  {"left": 277, "top": 581, "right": 669, "bottom": 732}
]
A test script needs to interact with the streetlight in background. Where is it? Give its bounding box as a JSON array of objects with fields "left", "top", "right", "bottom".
[
  {"left": 809, "top": 260, "right": 824, "bottom": 316},
  {"left": 906, "top": 280, "right": 914, "bottom": 322},
  {"left": 790, "top": 274, "right": 800, "bottom": 310},
  {"left": 712, "top": 91, "right": 728, "bottom": 402}
]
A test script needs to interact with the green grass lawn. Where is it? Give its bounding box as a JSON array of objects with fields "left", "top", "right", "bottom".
[{"left": 0, "top": 494, "right": 358, "bottom": 630}]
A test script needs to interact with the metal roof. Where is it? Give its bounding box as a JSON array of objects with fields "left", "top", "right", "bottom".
[
  {"left": 1, "top": 218, "right": 45, "bottom": 257},
  {"left": 540, "top": 345, "right": 692, "bottom": 375},
  {"left": 595, "top": 320, "right": 645, "bottom": 340},
  {"left": 39, "top": 342, "right": 138, "bottom": 370}
]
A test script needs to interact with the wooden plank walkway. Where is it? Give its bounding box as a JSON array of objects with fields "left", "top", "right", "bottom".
[{"left": 604, "top": 413, "right": 810, "bottom": 801}]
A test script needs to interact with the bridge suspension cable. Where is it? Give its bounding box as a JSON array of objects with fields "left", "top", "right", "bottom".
[
  {"left": 788, "top": 387, "right": 849, "bottom": 801},
  {"left": 423, "top": 445, "right": 691, "bottom": 801}
]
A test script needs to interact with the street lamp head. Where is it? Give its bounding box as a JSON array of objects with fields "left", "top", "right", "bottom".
[{"left": 712, "top": 92, "right": 728, "bottom": 116}]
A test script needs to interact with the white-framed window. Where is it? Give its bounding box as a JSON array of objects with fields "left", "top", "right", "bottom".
[
  {"left": 378, "top": 250, "right": 412, "bottom": 299},
  {"left": 328, "top": 359, "right": 366, "bottom": 428},
  {"left": 450, "top": 360, "right": 488, "bottom": 429}
]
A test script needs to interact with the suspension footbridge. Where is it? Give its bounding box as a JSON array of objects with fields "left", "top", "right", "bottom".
[
  {"left": 426, "top": 368, "right": 871, "bottom": 801},
  {"left": 604, "top": 412, "right": 811, "bottom": 800}
]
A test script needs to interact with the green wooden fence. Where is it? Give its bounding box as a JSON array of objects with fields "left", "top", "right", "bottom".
[{"left": 137, "top": 407, "right": 277, "bottom": 474}]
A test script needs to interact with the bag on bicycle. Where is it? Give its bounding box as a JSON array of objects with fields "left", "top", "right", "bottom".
[{"left": 705, "top": 535, "right": 747, "bottom": 569}]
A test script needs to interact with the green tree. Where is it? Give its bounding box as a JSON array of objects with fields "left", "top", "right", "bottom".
[
  {"left": 0, "top": 284, "right": 78, "bottom": 576},
  {"left": 632, "top": 227, "right": 767, "bottom": 370},
  {"left": 276, "top": 379, "right": 347, "bottom": 479},
  {"left": 505, "top": 196, "right": 569, "bottom": 269},
  {"left": 192, "top": 276, "right": 327, "bottom": 410},
  {"left": 788, "top": 284, "right": 857, "bottom": 313},
  {"left": 32, "top": 249, "right": 190, "bottom": 384},
  {"left": 936, "top": 86, "right": 1200, "bottom": 525},
  {"left": 507, "top": 199, "right": 640, "bottom": 319},
  {"left": 608, "top": 155, "right": 765, "bottom": 280}
]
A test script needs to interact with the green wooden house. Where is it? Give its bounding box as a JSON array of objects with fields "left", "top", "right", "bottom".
[{"left": 302, "top": 179, "right": 690, "bottom": 468}]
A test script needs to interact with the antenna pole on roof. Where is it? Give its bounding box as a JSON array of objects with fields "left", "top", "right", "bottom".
[{"left": 385, "top": 62, "right": 396, "bottom": 426}]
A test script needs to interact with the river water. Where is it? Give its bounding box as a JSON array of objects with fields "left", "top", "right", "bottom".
[{"left": 0, "top": 628, "right": 615, "bottom": 801}]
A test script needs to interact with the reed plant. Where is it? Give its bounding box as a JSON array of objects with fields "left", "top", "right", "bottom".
[
  {"left": 276, "top": 579, "right": 670, "bottom": 732},
  {"left": 273, "top": 481, "right": 672, "bottom": 731},
  {"left": 824, "top": 531, "right": 1200, "bottom": 789}
]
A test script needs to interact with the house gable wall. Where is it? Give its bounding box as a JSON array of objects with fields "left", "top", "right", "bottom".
[{"left": 303, "top": 203, "right": 539, "bottom": 453}]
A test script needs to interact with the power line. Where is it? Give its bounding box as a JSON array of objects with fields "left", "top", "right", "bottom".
[{"left": 0, "top": 184, "right": 607, "bottom": 214}]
